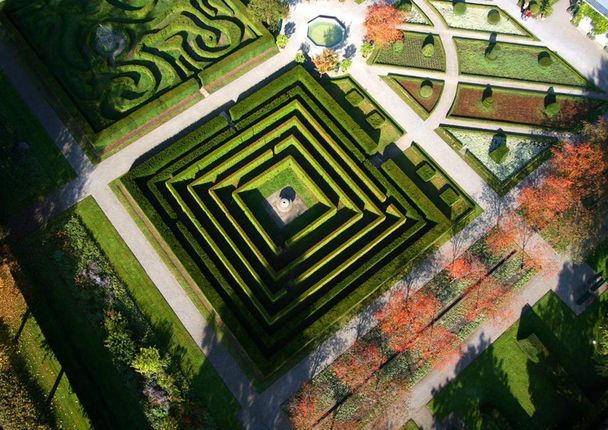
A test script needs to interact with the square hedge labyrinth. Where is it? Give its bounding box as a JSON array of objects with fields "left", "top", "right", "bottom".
[{"left": 120, "top": 66, "right": 478, "bottom": 378}]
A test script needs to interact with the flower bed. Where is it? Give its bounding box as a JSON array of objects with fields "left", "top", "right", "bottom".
[
  {"left": 437, "top": 126, "right": 555, "bottom": 194},
  {"left": 286, "top": 227, "right": 540, "bottom": 429},
  {"left": 383, "top": 74, "right": 444, "bottom": 119},
  {"left": 448, "top": 83, "right": 604, "bottom": 128},
  {"left": 372, "top": 32, "right": 446, "bottom": 71},
  {"left": 429, "top": 1, "right": 531, "bottom": 36}
]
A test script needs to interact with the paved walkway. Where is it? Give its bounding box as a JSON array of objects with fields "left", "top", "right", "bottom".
[{"left": 2, "top": 0, "right": 607, "bottom": 428}]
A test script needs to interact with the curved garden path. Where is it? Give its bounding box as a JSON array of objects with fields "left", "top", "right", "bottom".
[{"left": 1, "top": 0, "right": 607, "bottom": 428}]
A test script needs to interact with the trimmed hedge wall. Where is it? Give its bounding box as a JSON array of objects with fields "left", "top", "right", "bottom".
[{"left": 118, "top": 66, "right": 481, "bottom": 381}]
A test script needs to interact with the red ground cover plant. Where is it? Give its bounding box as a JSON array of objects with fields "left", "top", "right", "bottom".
[
  {"left": 449, "top": 85, "right": 600, "bottom": 128},
  {"left": 395, "top": 77, "right": 444, "bottom": 113}
]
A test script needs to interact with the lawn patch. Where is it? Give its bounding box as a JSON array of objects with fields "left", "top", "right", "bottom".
[
  {"left": 454, "top": 38, "right": 589, "bottom": 87},
  {"left": 429, "top": 290, "right": 608, "bottom": 429},
  {"left": 14, "top": 197, "right": 240, "bottom": 429},
  {"left": 324, "top": 76, "right": 404, "bottom": 149},
  {"left": 429, "top": 1, "right": 532, "bottom": 37}
]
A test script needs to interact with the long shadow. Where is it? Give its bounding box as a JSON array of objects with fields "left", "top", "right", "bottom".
[{"left": 429, "top": 315, "right": 533, "bottom": 430}]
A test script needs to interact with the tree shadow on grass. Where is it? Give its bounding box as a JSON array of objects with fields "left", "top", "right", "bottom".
[{"left": 429, "top": 316, "right": 531, "bottom": 430}]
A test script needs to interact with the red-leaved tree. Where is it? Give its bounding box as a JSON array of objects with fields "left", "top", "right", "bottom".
[
  {"left": 376, "top": 291, "right": 441, "bottom": 352},
  {"left": 332, "top": 341, "right": 385, "bottom": 390},
  {"left": 364, "top": 3, "right": 406, "bottom": 46}
]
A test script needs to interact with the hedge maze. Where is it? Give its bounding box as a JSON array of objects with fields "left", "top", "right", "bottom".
[
  {"left": 5, "top": 0, "right": 275, "bottom": 156},
  {"left": 120, "top": 67, "right": 478, "bottom": 376}
]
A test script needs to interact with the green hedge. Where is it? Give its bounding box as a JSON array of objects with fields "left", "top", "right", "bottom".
[{"left": 118, "top": 67, "right": 480, "bottom": 382}]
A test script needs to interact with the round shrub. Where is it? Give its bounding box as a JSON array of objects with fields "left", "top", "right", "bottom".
[
  {"left": 529, "top": 1, "right": 540, "bottom": 14},
  {"left": 482, "top": 95, "right": 494, "bottom": 107},
  {"left": 276, "top": 34, "right": 288, "bottom": 49},
  {"left": 398, "top": 0, "right": 413, "bottom": 12},
  {"left": 392, "top": 40, "right": 405, "bottom": 53},
  {"left": 485, "top": 44, "right": 500, "bottom": 61},
  {"left": 453, "top": 1, "right": 467, "bottom": 15},
  {"left": 487, "top": 9, "right": 501, "bottom": 24},
  {"left": 538, "top": 52, "right": 553, "bottom": 67},
  {"left": 421, "top": 42, "right": 435, "bottom": 57},
  {"left": 545, "top": 101, "right": 561, "bottom": 117},
  {"left": 419, "top": 81, "right": 434, "bottom": 98}
]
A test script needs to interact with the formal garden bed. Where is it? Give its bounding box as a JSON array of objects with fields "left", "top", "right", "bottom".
[
  {"left": 323, "top": 76, "right": 404, "bottom": 149},
  {"left": 454, "top": 38, "right": 589, "bottom": 87},
  {"left": 429, "top": 290, "right": 608, "bottom": 429},
  {"left": 448, "top": 83, "right": 604, "bottom": 128},
  {"left": 436, "top": 126, "right": 556, "bottom": 195},
  {"left": 14, "top": 198, "right": 240, "bottom": 430},
  {"left": 428, "top": 1, "right": 532, "bottom": 37},
  {"left": 286, "top": 225, "right": 540, "bottom": 429},
  {"left": 371, "top": 31, "right": 446, "bottom": 72},
  {"left": 404, "top": 0, "right": 433, "bottom": 25},
  {"left": 0, "top": 69, "right": 74, "bottom": 219},
  {"left": 382, "top": 74, "right": 444, "bottom": 119},
  {"left": 118, "top": 66, "right": 480, "bottom": 381},
  {"left": 3, "top": 0, "right": 276, "bottom": 160}
]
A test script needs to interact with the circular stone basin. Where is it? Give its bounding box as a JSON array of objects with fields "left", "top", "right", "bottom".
[
  {"left": 307, "top": 16, "right": 345, "bottom": 48},
  {"left": 277, "top": 197, "right": 293, "bottom": 213}
]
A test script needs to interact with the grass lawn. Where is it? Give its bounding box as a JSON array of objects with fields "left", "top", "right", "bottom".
[
  {"left": 430, "top": 1, "right": 531, "bottom": 37},
  {"left": 588, "top": 239, "right": 608, "bottom": 280},
  {"left": 15, "top": 197, "right": 240, "bottom": 429},
  {"left": 373, "top": 32, "right": 446, "bottom": 72},
  {"left": 0, "top": 70, "right": 74, "bottom": 219},
  {"left": 454, "top": 38, "right": 589, "bottom": 87},
  {"left": 449, "top": 83, "right": 604, "bottom": 128},
  {"left": 429, "top": 291, "right": 608, "bottom": 429},
  {"left": 1, "top": 254, "right": 91, "bottom": 429}
]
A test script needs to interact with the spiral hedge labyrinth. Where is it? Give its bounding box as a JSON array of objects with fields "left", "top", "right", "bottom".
[
  {"left": 120, "top": 67, "right": 479, "bottom": 377},
  {"left": 5, "top": 0, "right": 275, "bottom": 155}
]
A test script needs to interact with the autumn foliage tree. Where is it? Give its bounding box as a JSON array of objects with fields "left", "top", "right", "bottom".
[
  {"left": 364, "top": 3, "right": 406, "bottom": 46},
  {"left": 312, "top": 48, "right": 339, "bottom": 74},
  {"left": 518, "top": 122, "right": 607, "bottom": 259},
  {"left": 376, "top": 291, "right": 440, "bottom": 353},
  {"left": 332, "top": 341, "right": 385, "bottom": 390}
]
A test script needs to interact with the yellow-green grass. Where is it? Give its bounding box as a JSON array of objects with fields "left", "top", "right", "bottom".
[
  {"left": 324, "top": 76, "right": 404, "bottom": 149},
  {"left": 454, "top": 38, "right": 589, "bottom": 87},
  {"left": 0, "top": 70, "right": 74, "bottom": 219}
]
